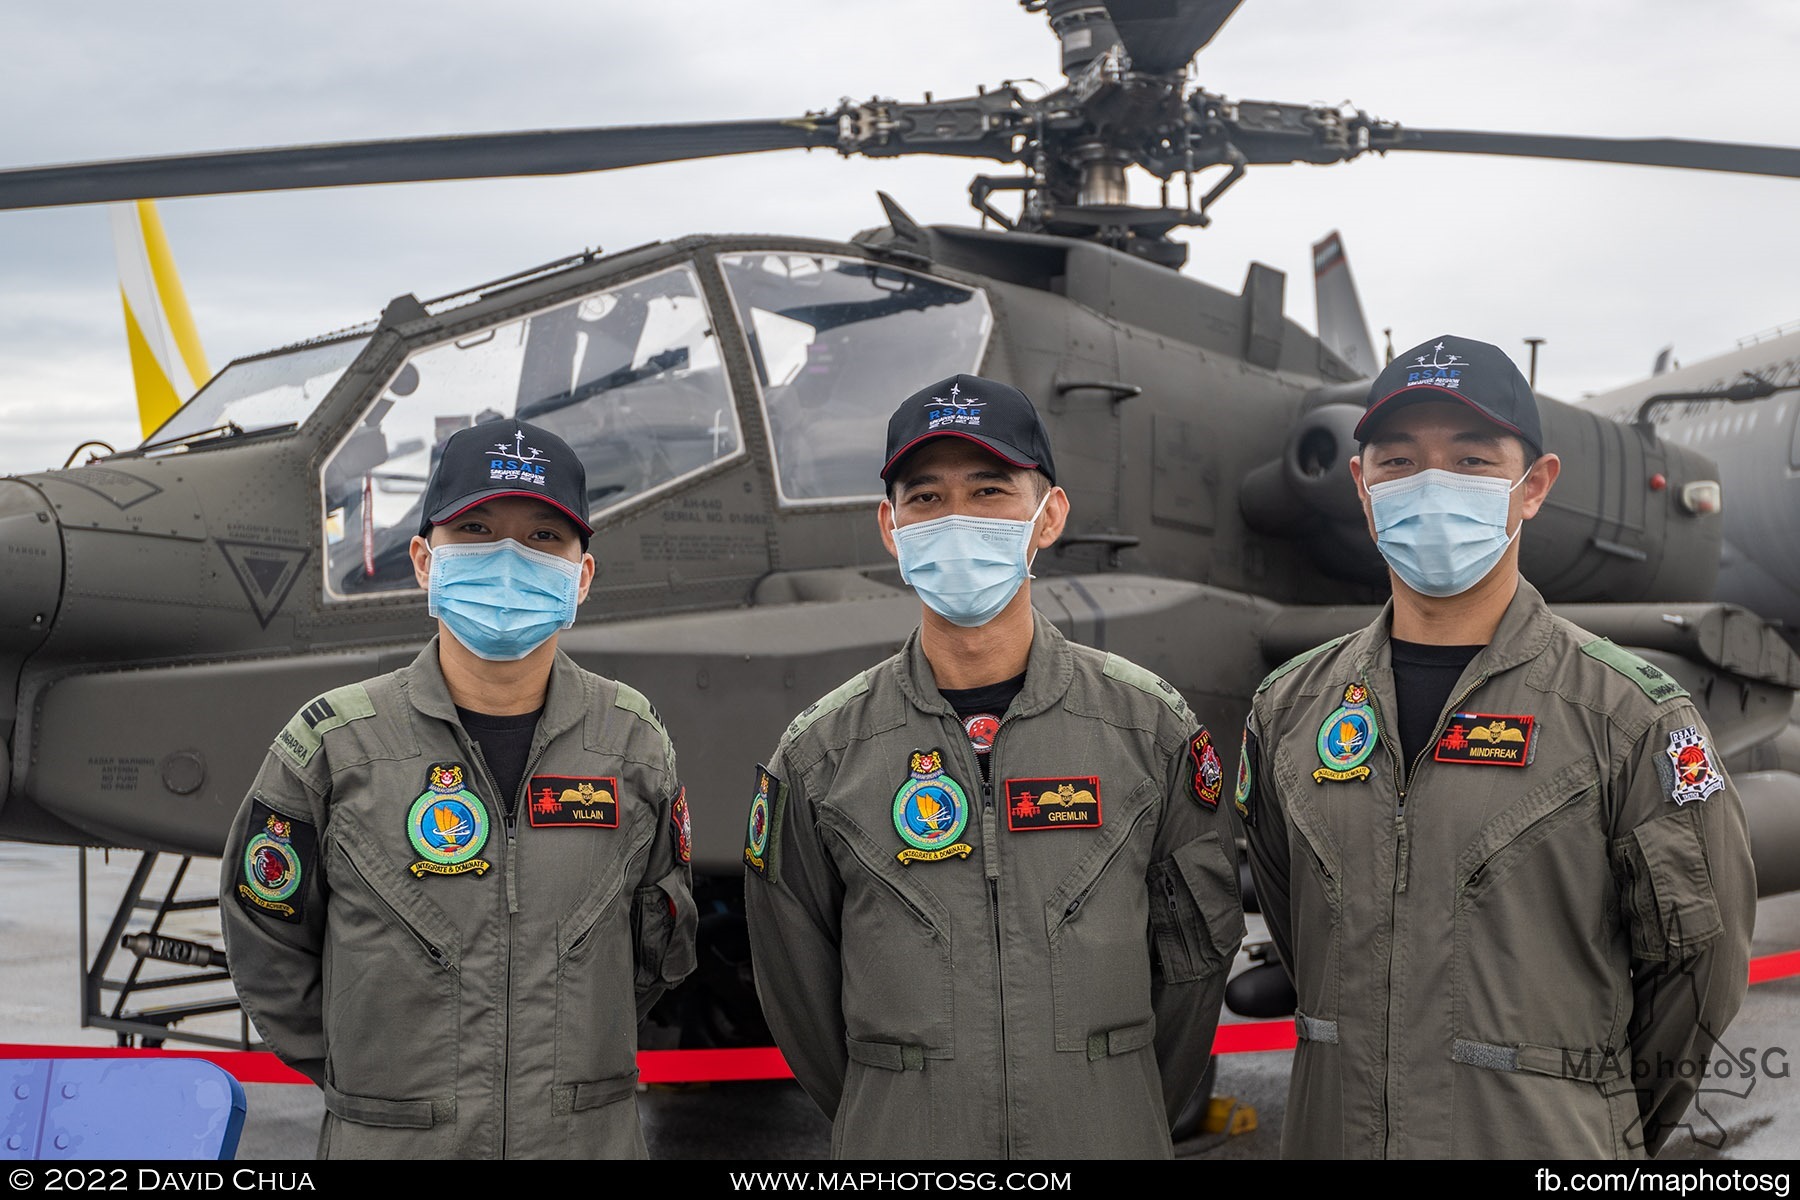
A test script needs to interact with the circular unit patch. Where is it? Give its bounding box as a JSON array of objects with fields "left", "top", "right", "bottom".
[
  {"left": 893, "top": 774, "right": 970, "bottom": 853},
  {"left": 747, "top": 789, "right": 770, "bottom": 859},
  {"left": 1317, "top": 704, "right": 1378, "bottom": 773},
  {"left": 242, "top": 834, "right": 302, "bottom": 904},
  {"left": 408, "top": 792, "right": 491, "bottom": 866}
]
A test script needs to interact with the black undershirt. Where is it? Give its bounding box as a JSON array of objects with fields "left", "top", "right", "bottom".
[
  {"left": 455, "top": 705, "right": 544, "bottom": 817},
  {"left": 939, "top": 672, "right": 1027, "bottom": 784},
  {"left": 1389, "top": 640, "right": 1482, "bottom": 775}
]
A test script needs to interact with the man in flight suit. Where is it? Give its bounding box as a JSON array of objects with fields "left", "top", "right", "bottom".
[
  {"left": 1238, "top": 335, "right": 1756, "bottom": 1158},
  {"left": 220, "top": 417, "right": 696, "bottom": 1159},
  {"left": 744, "top": 374, "right": 1244, "bottom": 1158}
]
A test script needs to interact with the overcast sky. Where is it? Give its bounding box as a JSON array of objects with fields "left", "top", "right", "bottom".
[{"left": 2, "top": 0, "right": 1797, "bottom": 478}]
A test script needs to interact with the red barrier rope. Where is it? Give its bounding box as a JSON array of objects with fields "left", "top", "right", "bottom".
[{"left": 6, "top": 948, "right": 1796, "bottom": 1085}]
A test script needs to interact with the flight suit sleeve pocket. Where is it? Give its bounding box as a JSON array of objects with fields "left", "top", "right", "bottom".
[
  {"left": 1611, "top": 805, "right": 1722, "bottom": 961},
  {"left": 1149, "top": 831, "right": 1244, "bottom": 982},
  {"left": 632, "top": 867, "right": 698, "bottom": 989}
]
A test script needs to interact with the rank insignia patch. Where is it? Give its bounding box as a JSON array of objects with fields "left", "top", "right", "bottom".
[
  {"left": 745, "top": 765, "right": 780, "bottom": 879},
  {"left": 892, "top": 749, "right": 973, "bottom": 865},
  {"left": 1315, "top": 684, "right": 1378, "bottom": 783},
  {"left": 671, "top": 787, "right": 692, "bottom": 863},
  {"left": 1435, "top": 713, "right": 1535, "bottom": 766},
  {"left": 1189, "top": 727, "right": 1223, "bottom": 808},
  {"left": 1665, "top": 725, "right": 1724, "bottom": 805},
  {"left": 526, "top": 775, "right": 620, "bottom": 828},
  {"left": 236, "top": 801, "right": 316, "bottom": 923},
  {"left": 1234, "top": 725, "right": 1257, "bottom": 827},
  {"left": 407, "top": 762, "right": 492, "bottom": 878},
  {"left": 1005, "top": 776, "right": 1102, "bottom": 831}
]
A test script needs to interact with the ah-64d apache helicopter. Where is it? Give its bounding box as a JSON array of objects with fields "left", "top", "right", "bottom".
[{"left": 3, "top": 0, "right": 1800, "bottom": 1061}]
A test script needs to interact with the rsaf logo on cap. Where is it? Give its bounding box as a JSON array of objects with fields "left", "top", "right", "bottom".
[
  {"left": 881, "top": 373, "right": 1057, "bottom": 485},
  {"left": 419, "top": 416, "right": 594, "bottom": 538},
  {"left": 486, "top": 429, "right": 551, "bottom": 487},
  {"left": 1355, "top": 334, "right": 1544, "bottom": 457}
]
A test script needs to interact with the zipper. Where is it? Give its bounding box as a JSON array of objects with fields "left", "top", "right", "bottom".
[
  {"left": 1458, "top": 783, "right": 1590, "bottom": 895},
  {"left": 339, "top": 849, "right": 456, "bottom": 973},
  {"left": 952, "top": 712, "right": 1010, "bottom": 1158},
  {"left": 1367, "top": 667, "right": 1486, "bottom": 1157},
  {"left": 1051, "top": 803, "right": 1154, "bottom": 938},
  {"left": 1373, "top": 673, "right": 1489, "bottom": 809},
  {"left": 835, "top": 835, "right": 939, "bottom": 932},
  {"left": 460, "top": 728, "right": 549, "bottom": 1162}
]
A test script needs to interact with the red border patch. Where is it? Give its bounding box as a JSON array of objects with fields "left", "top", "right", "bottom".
[
  {"left": 526, "top": 775, "right": 620, "bottom": 827},
  {"left": 1190, "top": 728, "right": 1223, "bottom": 807},
  {"left": 1004, "top": 777, "right": 1102, "bottom": 831},
  {"left": 671, "top": 787, "right": 692, "bottom": 862},
  {"left": 1434, "top": 713, "right": 1534, "bottom": 766}
]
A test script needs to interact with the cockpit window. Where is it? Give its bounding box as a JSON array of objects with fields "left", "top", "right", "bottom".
[
  {"left": 321, "top": 264, "right": 738, "bottom": 597},
  {"left": 149, "top": 336, "right": 369, "bottom": 444},
  {"left": 719, "top": 253, "right": 992, "bottom": 504}
]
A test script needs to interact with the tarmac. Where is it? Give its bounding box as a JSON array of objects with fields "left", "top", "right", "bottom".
[{"left": 3, "top": 840, "right": 1797, "bottom": 1161}]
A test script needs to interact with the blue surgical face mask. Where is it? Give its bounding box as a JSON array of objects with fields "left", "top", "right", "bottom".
[
  {"left": 891, "top": 490, "right": 1052, "bottom": 628},
  {"left": 426, "top": 539, "right": 584, "bottom": 661},
  {"left": 1365, "top": 467, "right": 1528, "bottom": 598}
]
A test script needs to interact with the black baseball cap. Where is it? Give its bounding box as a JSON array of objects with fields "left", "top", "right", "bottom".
[
  {"left": 418, "top": 417, "right": 594, "bottom": 540},
  {"left": 880, "top": 373, "right": 1057, "bottom": 485},
  {"left": 1355, "top": 334, "right": 1544, "bottom": 457}
]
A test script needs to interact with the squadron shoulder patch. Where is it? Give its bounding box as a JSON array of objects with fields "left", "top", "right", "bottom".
[
  {"left": 892, "top": 749, "right": 973, "bottom": 865},
  {"left": 745, "top": 764, "right": 782, "bottom": 880},
  {"left": 1189, "top": 727, "right": 1223, "bottom": 808},
  {"left": 526, "top": 775, "right": 619, "bottom": 828},
  {"left": 407, "top": 763, "right": 492, "bottom": 878},
  {"left": 1234, "top": 724, "right": 1257, "bottom": 827},
  {"left": 671, "top": 787, "right": 692, "bottom": 864},
  {"left": 1315, "top": 682, "right": 1378, "bottom": 783},
  {"left": 1665, "top": 725, "right": 1725, "bottom": 805},
  {"left": 235, "top": 800, "right": 316, "bottom": 923},
  {"left": 1435, "top": 713, "right": 1535, "bottom": 767},
  {"left": 1005, "top": 776, "right": 1102, "bottom": 831}
]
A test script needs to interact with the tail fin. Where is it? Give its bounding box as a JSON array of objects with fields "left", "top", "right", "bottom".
[
  {"left": 110, "top": 200, "right": 210, "bottom": 438},
  {"left": 1311, "top": 230, "right": 1378, "bottom": 379}
]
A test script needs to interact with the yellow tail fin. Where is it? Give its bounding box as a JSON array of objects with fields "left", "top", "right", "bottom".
[{"left": 111, "top": 200, "right": 210, "bottom": 438}]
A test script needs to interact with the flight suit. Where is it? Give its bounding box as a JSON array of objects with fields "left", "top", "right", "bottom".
[
  {"left": 1239, "top": 579, "right": 1756, "bottom": 1158},
  {"left": 219, "top": 637, "right": 697, "bottom": 1159},
  {"left": 744, "top": 611, "right": 1244, "bottom": 1158}
]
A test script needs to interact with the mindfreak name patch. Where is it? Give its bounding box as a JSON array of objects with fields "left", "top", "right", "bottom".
[{"left": 1434, "top": 713, "right": 1535, "bottom": 766}]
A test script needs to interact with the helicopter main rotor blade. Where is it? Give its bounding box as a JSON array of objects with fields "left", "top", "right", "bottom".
[
  {"left": 1104, "top": 0, "right": 1245, "bottom": 75},
  {"left": 1385, "top": 128, "right": 1800, "bottom": 179},
  {"left": 0, "top": 118, "right": 839, "bottom": 212}
]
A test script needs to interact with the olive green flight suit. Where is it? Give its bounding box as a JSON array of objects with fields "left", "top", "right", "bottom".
[
  {"left": 1239, "top": 580, "right": 1756, "bottom": 1158},
  {"left": 219, "top": 638, "right": 696, "bottom": 1159},
  {"left": 744, "top": 611, "right": 1245, "bottom": 1158}
]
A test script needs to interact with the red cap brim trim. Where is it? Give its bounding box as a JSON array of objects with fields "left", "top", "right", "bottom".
[
  {"left": 433, "top": 491, "right": 594, "bottom": 535},
  {"left": 1355, "top": 386, "right": 1527, "bottom": 442},
  {"left": 879, "top": 430, "right": 1040, "bottom": 481}
]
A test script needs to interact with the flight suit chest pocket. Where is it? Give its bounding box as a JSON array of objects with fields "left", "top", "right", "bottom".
[
  {"left": 557, "top": 818, "right": 657, "bottom": 1086},
  {"left": 1045, "top": 779, "right": 1156, "bottom": 1054},
  {"left": 321, "top": 817, "right": 463, "bottom": 1105},
  {"left": 820, "top": 809, "right": 956, "bottom": 1052},
  {"left": 1149, "top": 830, "right": 1245, "bottom": 983}
]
